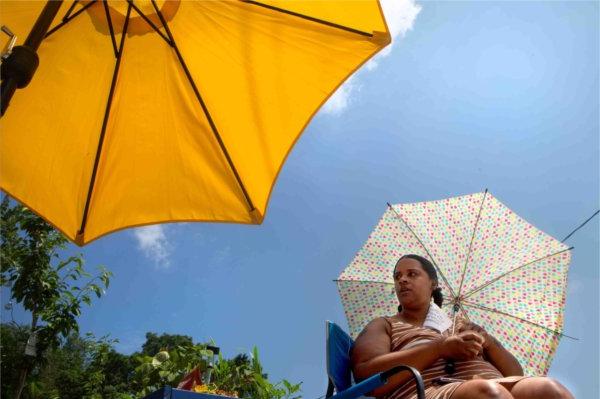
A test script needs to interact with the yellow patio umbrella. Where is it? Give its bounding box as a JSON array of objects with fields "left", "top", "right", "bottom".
[{"left": 0, "top": 0, "right": 390, "bottom": 245}]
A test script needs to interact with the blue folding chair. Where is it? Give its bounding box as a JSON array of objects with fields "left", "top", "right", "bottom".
[{"left": 325, "top": 321, "right": 425, "bottom": 399}]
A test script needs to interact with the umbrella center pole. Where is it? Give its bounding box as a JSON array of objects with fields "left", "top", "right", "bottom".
[
  {"left": 450, "top": 302, "right": 461, "bottom": 335},
  {"left": 445, "top": 303, "right": 462, "bottom": 376},
  {"left": 1, "top": 0, "right": 63, "bottom": 116}
]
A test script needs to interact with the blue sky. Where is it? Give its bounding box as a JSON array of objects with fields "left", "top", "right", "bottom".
[{"left": 3, "top": 1, "right": 598, "bottom": 398}]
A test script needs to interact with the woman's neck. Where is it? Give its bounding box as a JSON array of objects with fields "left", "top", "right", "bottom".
[{"left": 399, "top": 304, "right": 430, "bottom": 326}]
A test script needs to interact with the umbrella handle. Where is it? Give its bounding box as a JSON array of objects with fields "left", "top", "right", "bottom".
[
  {"left": 444, "top": 359, "right": 456, "bottom": 375},
  {"left": 451, "top": 303, "right": 461, "bottom": 335}
]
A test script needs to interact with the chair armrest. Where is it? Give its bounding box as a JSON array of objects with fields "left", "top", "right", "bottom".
[
  {"left": 330, "top": 365, "right": 424, "bottom": 399},
  {"left": 382, "top": 365, "right": 425, "bottom": 399},
  {"left": 329, "top": 373, "right": 385, "bottom": 399}
]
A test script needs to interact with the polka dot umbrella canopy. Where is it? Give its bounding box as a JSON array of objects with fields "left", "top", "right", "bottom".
[{"left": 337, "top": 190, "right": 572, "bottom": 376}]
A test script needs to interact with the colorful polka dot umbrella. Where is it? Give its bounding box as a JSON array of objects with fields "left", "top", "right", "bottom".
[{"left": 337, "top": 191, "right": 572, "bottom": 376}]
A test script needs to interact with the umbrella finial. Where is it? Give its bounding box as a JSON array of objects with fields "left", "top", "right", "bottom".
[{"left": 75, "top": 231, "right": 85, "bottom": 246}]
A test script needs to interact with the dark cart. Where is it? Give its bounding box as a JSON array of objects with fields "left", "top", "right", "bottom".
[{"left": 142, "top": 386, "right": 237, "bottom": 399}]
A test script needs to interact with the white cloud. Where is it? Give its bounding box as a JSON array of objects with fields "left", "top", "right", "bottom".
[
  {"left": 321, "top": 76, "right": 360, "bottom": 115},
  {"left": 321, "top": 0, "right": 422, "bottom": 114},
  {"left": 133, "top": 225, "right": 172, "bottom": 268},
  {"left": 367, "top": 0, "right": 422, "bottom": 68}
]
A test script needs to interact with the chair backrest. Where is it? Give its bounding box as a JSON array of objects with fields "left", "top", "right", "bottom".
[{"left": 326, "top": 320, "right": 355, "bottom": 393}]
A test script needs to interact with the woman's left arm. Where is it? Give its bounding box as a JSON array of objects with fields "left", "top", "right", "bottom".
[
  {"left": 460, "top": 322, "right": 524, "bottom": 377},
  {"left": 483, "top": 335, "right": 524, "bottom": 376}
]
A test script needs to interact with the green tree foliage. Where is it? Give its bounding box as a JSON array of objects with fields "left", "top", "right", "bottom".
[
  {"left": 130, "top": 342, "right": 301, "bottom": 399},
  {"left": 1, "top": 325, "right": 303, "bottom": 398},
  {"left": 0, "top": 324, "right": 30, "bottom": 396},
  {"left": 212, "top": 347, "right": 301, "bottom": 399},
  {"left": 88, "top": 345, "right": 133, "bottom": 397},
  {"left": 0, "top": 198, "right": 302, "bottom": 398},
  {"left": 32, "top": 333, "right": 131, "bottom": 399},
  {"left": 0, "top": 198, "right": 111, "bottom": 398},
  {"left": 141, "top": 332, "right": 194, "bottom": 356},
  {"left": 0, "top": 325, "right": 132, "bottom": 399},
  {"left": 131, "top": 343, "right": 215, "bottom": 396}
]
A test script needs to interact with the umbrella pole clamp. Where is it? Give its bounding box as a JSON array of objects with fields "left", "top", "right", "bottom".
[
  {"left": 450, "top": 302, "right": 461, "bottom": 335},
  {"left": 1, "top": 26, "right": 17, "bottom": 60},
  {"left": 0, "top": 41, "right": 39, "bottom": 117},
  {"left": 1, "top": 0, "right": 63, "bottom": 116},
  {"left": 1, "top": 44, "right": 39, "bottom": 88}
]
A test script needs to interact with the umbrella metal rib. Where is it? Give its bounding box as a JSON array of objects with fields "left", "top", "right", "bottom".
[
  {"left": 462, "top": 246, "right": 573, "bottom": 300},
  {"left": 561, "top": 209, "right": 599, "bottom": 243},
  {"left": 77, "top": 2, "right": 132, "bottom": 241},
  {"left": 387, "top": 202, "right": 458, "bottom": 300},
  {"left": 462, "top": 301, "right": 577, "bottom": 340},
  {"left": 127, "top": 0, "right": 172, "bottom": 46},
  {"left": 242, "top": 0, "right": 374, "bottom": 38},
  {"left": 76, "top": 0, "right": 259, "bottom": 240},
  {"left": 333, "top": 279, "right": 394, "bottom": 285},
  {"left": 63, "top": 0, "right": 80, "bottom": 22},
  {"left": 456, "top": 189, "right": 488, "bottom": 297},
  {"left": 45, "top": 0, "right": 97, "bottom": 38},
  {"left": 150, "top": 0, "right": 257, "bottom": 215},
  {"left": 102, "top": 0, "right": 118, "bottom": 57}
]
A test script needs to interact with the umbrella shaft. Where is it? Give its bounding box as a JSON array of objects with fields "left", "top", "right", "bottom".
[
  {"left": 25, "top": 1, "right": 63, "bottom": 50},
  {"left": 1, "top": 0, "right": 62, "bottom": 116},
  {"left": 0, "top": 80, "right": 17, "bottom": 115}
]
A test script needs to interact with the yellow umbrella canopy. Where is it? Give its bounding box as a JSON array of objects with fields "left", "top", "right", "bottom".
[{"left": 0, "top": 0, "right": 390, "bottom": 245}]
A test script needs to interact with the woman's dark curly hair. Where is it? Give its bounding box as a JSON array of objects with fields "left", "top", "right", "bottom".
[{"left": 394, "top": 254, "right": 443, "bottom": 312}]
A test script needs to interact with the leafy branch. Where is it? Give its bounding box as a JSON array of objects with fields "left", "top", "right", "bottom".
[{"left": 0, "top": 197, "right": 112, "bottom": 399}]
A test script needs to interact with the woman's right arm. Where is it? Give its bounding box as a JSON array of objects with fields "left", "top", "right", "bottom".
[{"left": 351, "top": 319, "right": 484, "bottom": 397}]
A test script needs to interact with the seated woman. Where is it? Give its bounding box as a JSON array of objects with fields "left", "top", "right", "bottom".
[{"left": 351, "top": 254, "right": 574, "bottom": 399}]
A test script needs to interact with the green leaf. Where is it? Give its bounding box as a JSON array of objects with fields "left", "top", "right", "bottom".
[
  {"left": 91, "top": 284, "right": 103, "bottom": 298},
  {"left": 158, "top": 370, "right": 169, "bottom": 377}
]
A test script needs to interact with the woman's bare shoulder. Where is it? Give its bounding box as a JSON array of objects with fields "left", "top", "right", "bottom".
[
  {"left": 356, "top": 317, "right": 391, "bottom": 339},
  {"left": 352, "top": 317, "right": 393, "bottom": 364}
]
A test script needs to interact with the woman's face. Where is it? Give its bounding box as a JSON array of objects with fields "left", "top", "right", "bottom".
[{"left": 393, "top": 257, "right": 435, "bottom": 310}]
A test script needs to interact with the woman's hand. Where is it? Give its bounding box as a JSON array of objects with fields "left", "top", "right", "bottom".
[
  {"left": 437, "top": 331, "right": 484, "bottom": 360},
  {"left": 456, "top": 322, "right": 524, "bottom": 377},
  {"left": 458, "top": 322, "right": 495, "bottom": 349}
]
